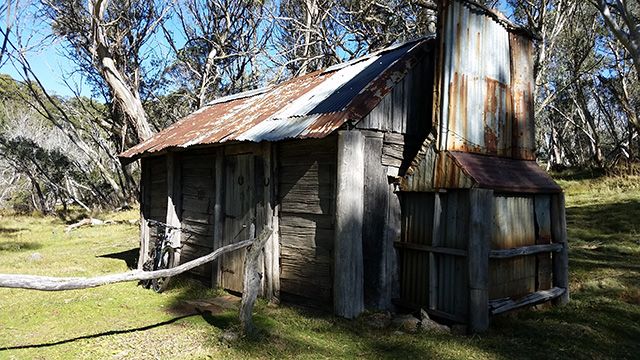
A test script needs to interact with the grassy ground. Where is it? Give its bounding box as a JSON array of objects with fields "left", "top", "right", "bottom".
[{"left": 1, "top": 175, "right": 639, "bottom": 359}]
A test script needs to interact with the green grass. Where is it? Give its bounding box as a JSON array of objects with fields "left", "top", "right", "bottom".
[{"left": 1, "top": 177, "right": 640, "bottom": 359}]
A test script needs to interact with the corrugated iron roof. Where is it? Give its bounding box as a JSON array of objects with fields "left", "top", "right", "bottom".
[
  {"left": 119, "top": 36, "right": 435, "bottom": 161},
  {"left": 447, "top": 151, "right": 562, "bottom": 194}
]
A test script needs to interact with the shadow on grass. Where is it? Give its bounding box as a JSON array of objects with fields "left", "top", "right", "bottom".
[
  {"left": 0, "top": 241, "right": 42, "bottom": 252},
  {"left": 566, "top": 200, "right": 640, "bottom": 241},
  {"left": 98, "top": 248, "right": 139, "bottom": 269},
  {"left": 0, "top": 310, "right": 215, "bottom": 351},
  {"left": 0, "top": 226, "right": 23, "bottom": 235}
]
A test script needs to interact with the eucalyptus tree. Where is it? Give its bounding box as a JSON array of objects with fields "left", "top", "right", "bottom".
[
  {"left": 272, "top": 0, "right": 439, "bottom": 80},
  {"left": 162, "top": 0, "right": 272, "bottom": 112},
  {"left": 596, "top": 0, "right": 640, "bottom": 81},
  {"left": 40, "top": 0, "right": 175, "bottom": 147}
]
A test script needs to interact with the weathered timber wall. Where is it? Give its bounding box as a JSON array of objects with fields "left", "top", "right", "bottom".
[
  {"left": 277, "top": 136, "right": 336, "bottom": 310},
  {"left": 140, "top": 156, "right": 168, "bottom": 268},
  {"left": 361, "top": 131, "right": 400, "bottom": 310},
  {"left": 357, "top": 51, "right": 434, "bottom": 177},
  {"left": 179, "top": 151, "right": 217, "bottom": 285},
  {"left": 146, "top": 156, "right": 168, "bottom": 225}
]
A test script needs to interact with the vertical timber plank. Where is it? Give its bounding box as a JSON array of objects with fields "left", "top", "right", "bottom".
[
  {"left": 429, "top": 191, "right": 442, "bottom": 310},
  {"left": 265, "top": 143, "right": 280, "bottom": 300},
  {"left": 467, "top": 189, "right": 492, "bottom": 333},
  {"left": 138, "top": 158, "right": 150, "bottom": 270},
  {"left": 270, "top": 143, "right": 280, "bottom": 300},
  {"left": 362, "top": 132, "right": 388, "bottom": 309},
  {"left": 534, "top": 195, "right": 552, "bottom": 290},
  {"left": 551, "top": 193, "right": 570, "bottom": 305},
  {"left": 334, "top": 130, "right": 365, "bottom": 318},
  {"left": 166, "top": 152, "right": 183, "bottom": 264},
  {"left": 213, "top": 150, "right": 224, "bottom": 286},
  {"left": 384, "top": 182, "right": 401, "bottom": 309}
]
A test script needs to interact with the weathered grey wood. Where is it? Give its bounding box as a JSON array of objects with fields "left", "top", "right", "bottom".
[
  {"left": 180, "top": 243, "right": 213, "bottom": 280},
  {"left": 139, "top": 158, "right": 151, "bottom": 270},
  {"left": 213, "top": 152, "right": 224, "bottom": 286},
  {"left": 268, "top": 143, "right": 280, "bottom": 300},
  {"left": 278, "top": 138, "right": 336, "bottom": 166},
  {"left": 261, "top": 143, "right": 276, "bottom": 299},
  {"left": 467, "top": 189, "right": 492, "bottom": 333},
  {"left": 394, "top": 241, "right": 468, "bottom": 257},
  {"left": 551, "top": 193, "right": 570, "bottom": 305},
  {"left": 0, "top": 238, "right": 256, "bottom": 291},
  {"left": 278, "top": 138, "right": 336, "bottom": 309},
  {"left": 362, "top": 134, "right": 391, "bottom": 309},
  {"left": 380, "top": 182, "right": 401, "bottom": 311},
  {"left": 489, "top": 287, "right": 566, "bottom": 314},
  {"left": 166, "top": 152, "right": 182, "bottom": 268},
  {"left": 279, "top": 213, "right": 334, "bottom": 229},
  {"left": 278, "top": 164, "right": 334, "bottom": 185},
  {"left": 535, "top": 194, "right": 552, "bottom": 290},
  {"left": 334, "top": 130, "right": 365, "bottom": 318},
  {"left": 221, "top": 154, "right": 255, "bottom": 293},
  {"left": 429, "top": 191, "right": 442, "bottom": 310},
  {"left": 488, "top": 243, "right": 563, "bottom": 259},
  {"left": 278, "top": 227, "right": 334, "bottom": 250},
  {"left": 239, "top": 227, "right": 272, "bottom": 334},
  {"left": 181, "top": 195, "right": 212, "bottom": 214}
]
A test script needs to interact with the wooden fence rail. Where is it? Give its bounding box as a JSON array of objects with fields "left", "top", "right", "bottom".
[{"left": 0, "top": 229, "right": 273, "bottom": 335}]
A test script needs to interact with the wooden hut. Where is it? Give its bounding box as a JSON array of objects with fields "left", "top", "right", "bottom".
[{"left": 120, "top": 0, "right": 568, "bottom": 332}]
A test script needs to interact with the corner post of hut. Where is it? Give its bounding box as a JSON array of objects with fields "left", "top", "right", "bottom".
[
  {"left": 467, "top": 188, "right": 493, "bottom": 333},
  {"left": 334, "top": 129, "right": 365, "bottom": 319}
]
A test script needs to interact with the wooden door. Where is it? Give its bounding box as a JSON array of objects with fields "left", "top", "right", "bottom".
[{"left": 220, "top": 154, "right": 256, "bottom": 293}]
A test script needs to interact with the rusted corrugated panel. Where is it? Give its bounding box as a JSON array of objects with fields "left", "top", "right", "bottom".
[
  {"left": 400, "top": 193, "right": 435, "bottom": 310},
  {"left": 438, "top": 0, "right": 512, "bottom": 156},
  {"left": 489, "top": 195, "right": 536, "bottom": 299},
  {"left": 448, "top": 151, "right": 562, "bottom": 193},
  {"left": 432, "top": 150, "right": 475, "bottom": 190},
  {"left": 510, "top": 33, "right": 536, "bottom": 160},
  {"left": 120, "top": 37, "right": 434, "bottom": 161}
]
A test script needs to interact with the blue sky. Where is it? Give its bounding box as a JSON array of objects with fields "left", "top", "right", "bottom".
[
  {"left": 0, "top": 0, "right": 518, "bottom": 100},
  {"left": 1, "top": 45, "right": 92, "bottom": 98}
]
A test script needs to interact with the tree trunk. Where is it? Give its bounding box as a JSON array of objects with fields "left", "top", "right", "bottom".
[
  {"left": 89, "top": 0, "right": 154, "bottom": 143},
  {"left": 239, "top": 228, "right": 273, "bottom": 334}
]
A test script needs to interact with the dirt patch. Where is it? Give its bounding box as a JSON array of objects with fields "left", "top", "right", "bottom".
[{"left": 165, "top": 294, "right": 241, "bottom": 317}]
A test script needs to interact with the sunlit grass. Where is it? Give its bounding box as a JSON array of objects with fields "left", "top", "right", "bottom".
[{"left": 1, "top": 176, "right": 640, "bottom": 359}]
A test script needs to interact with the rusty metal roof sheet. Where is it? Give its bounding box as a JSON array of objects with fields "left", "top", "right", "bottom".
[
  {"left": 448, "top": 151, "right": 562, "bottom": 194},
  {"left": 119, "top": 36, "right": 435, "bottom": 161}
]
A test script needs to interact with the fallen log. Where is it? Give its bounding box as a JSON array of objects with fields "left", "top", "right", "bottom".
[
  {"left": 64, "top": 218, "right": 138, "bottom": 232},
  {"left": 0, "top": 238, "right": 255, "bottom": 291}
]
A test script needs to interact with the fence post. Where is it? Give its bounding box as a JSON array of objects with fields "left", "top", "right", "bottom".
[
  {"left": 467, "top": 189, "right": 493, "bottom": 333},
  {"left": 551, "top": 193, "right": 570, "bottom": 305}
]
